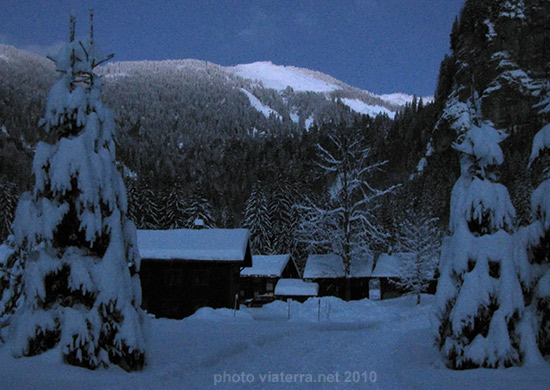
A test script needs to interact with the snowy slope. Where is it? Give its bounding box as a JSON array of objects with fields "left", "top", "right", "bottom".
[
  {"left": 228, "top": 61, "right": 429, "bottom": 112},
  {"left": 240, "top": 88, "right": 282, "bottom": 120},
  {"left": 230, "top": 61, "right": 340, "bottom": 93},
  {"left": 341, "top": 98, "right": 396, "bottom": 119},
  {"left": 380, "top": 92, "right": 434, "bottom": 106}
]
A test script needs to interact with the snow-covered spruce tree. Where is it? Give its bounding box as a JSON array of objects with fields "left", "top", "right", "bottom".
[
  {"left": 528, "top": 90, "right": 550, "bottom": 356},
  {"left": 298, "top": 123, "right": 394, "bottom": 300},
  {"left": 2, "top": 13, "right": 146, "bottom": 370},
  {"left": 393, "top": 210, "right": 440, "bottom": 305},
  {"left": 160, "top": 184, "right": 187, "bottom": 229},
  {"left": 0, "top": 236, "right": 22, "bottom": 342},
  {"left": 134, "top": 181, "right": 161, "bottom": 229},
  {"left": 124, "top": 178, "right": 139, "bottom": 225},
  {"left": 243, "top": 181, "right": 272, "bottom": 254},
  {"left": 218, "top": 202, "right": 232, "bottom": 228},
  {"left": 268, "top": 181, "right": 296, "bottom": 254},
  {"left": 0, "top": 181, "right": 18, "bottom": 241},
  {"left": 184, "top": 189, "right": 215, "bottom": 229},
  {"left": 435, "top": 97, "right": 528, "bottom": 369}
]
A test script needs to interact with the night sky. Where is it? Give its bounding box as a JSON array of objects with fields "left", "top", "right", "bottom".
[{"left": 0, "top": 0, "right": 464, "bottom": 96}]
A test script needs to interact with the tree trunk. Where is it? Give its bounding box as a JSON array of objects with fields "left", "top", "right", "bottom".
[
  {"left": 416, "top": 293, "right": 421, "bottom": 305},
  {"left": 345, "top": 276, "right": 351, "bottom": 301}
]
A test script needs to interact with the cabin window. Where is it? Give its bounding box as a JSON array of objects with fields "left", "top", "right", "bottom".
[{"left": 266, "top": 282, "right": 274, "bottom": 292}]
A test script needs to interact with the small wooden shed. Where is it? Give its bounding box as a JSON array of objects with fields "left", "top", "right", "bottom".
[
  {"left": 274, "top": 279, "right": 319, "bottom": 302},
  {"left": 137, "top": 229, "right": 252, "bottom": 319},
  {"left": 240, "top": 254, "right": 300, "bottom": 300},
  {"left": 303, "top": 253, "right": 376, "bottom": 300}
]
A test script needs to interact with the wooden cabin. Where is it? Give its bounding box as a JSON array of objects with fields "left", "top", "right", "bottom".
[
  {"left": 137, "top": 229, "right": 252, "bottom": 319},
  {"left": 303, "top": 253, "right": 376, "bottom": 300},
  {"left": 303, "top": 254, "right": 346, "bottom": 297},
  {"left": 240, "top": 254, "right": 300, "bottom": 301},
  {"left": 349, "top": 252, "right": 376, "bottom": 300},
  {"left": 371, "top": 253, "right": 405, "bottom": 299},
  {"left": 274, "top": 279, "right": 319, "bottom": 303}
]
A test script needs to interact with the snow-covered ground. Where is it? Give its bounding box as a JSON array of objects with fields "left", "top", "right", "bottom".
[{"left": 0, "top": 295, "right": 548, "bottom": 389}]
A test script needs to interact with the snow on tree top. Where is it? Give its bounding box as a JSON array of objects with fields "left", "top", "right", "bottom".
[
  {"left": 303, "top": 253, "right": 375, "bottom": 279},
  {"left": 453, "top": 121, "right": 507, "bottom": 168},
  {"left": 274, "top": 279, "right": 319, "bottom": 297},
  {"left": 241, "top": 254, "right": 292, "bottom": 278},
  {"left": 137, "top": 229, "right": 250, "bottom": 261},
  {"left": 499, "top": 0, "right": 526, "bottom": 19},
  {"left": 450, "top": 176, "right": 515, "bottom": 233}
]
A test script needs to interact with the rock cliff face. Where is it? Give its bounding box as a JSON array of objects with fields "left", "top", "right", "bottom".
[
  {"left": 433, "top": 0, "right": 549, "bottom": 151},
  {"left": 422, "top": 0, "right": 550, "bottom": 223}
]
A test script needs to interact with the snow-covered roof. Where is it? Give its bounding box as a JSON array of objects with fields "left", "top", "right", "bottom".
[
  {"left": 372, "top": 253, "right": 409, "bottom": 278},
  {"left": 303, "top": 253, "right": 375, "bottom": 279},
  {"left": 303, "top": 254, "right": 345, "bottom": 279},
  {"left": 350, "top": 252, "right": 375, "bottom": 278},
  {"left": 137, "top": 229, "right": 250, "bottom": 262},
  {"left": 275, "top": 279, "right": 319, "bottom": 297},
  {"left": 241, "top": 254, "right": 292, "bottom": 277}
]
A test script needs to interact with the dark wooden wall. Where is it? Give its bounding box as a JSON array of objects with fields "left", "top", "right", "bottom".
[{"left": 140, "top": 259, "right": 241, "bottom": 319}]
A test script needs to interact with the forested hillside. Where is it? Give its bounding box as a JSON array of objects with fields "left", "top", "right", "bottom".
[
  {"left": 2, "top": 0, "right": 546, "bottom": 264},
  {"left": 0, "top": 46, "right": 416, "bottom": 246}
]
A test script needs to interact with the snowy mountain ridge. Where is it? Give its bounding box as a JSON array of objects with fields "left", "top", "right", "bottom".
[
  {"left": 229, "top": 61, "right": 341, "bottom": 93},
  {"left": 0, "top": 43, "right": 431, "bottom": 127},
  {"left": 99, "top": 57, "right": 433, "bottom": 121},
  {"left": 226, "top": 61, "right": 433, "bottom": 118},
  {"left": 99, "top": 57, "right": 415, "bottom": 117}
]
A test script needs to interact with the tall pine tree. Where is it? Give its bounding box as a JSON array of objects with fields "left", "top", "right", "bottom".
[
  {"left": 184, "top": 188, "right": 215, "bottom": 229},
  {"left": 527, "top": 90, "right": 550, "bottom": 356},
  {"left": 0, "top": 180, "right": 18, "bottom": 241},
  {"left": 0, "top": 12, "right": 146, "bottom": 371},
  {"left": 243, "top": 181, "right": 272, "bottom": 253},
  {"left": 435, "top": 96, "right": 530, "bottom": 369}
]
